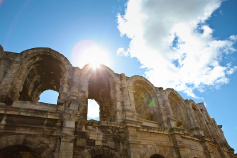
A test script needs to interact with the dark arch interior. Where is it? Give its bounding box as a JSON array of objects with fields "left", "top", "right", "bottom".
[
  {"left": 93, "top": 154, "right": 110, "bottom": 158},
  {"left": 150, "top": 154, "right": 165, "bottom": 158},
  {"left": 19, "top": 54, "right": 62, "bottom": 102},
  {"left": 0, "top": 145, "right": 40, "bottom": 158},
  {"left": 88, "top": 69, "right": 113, "bottom": 121}
]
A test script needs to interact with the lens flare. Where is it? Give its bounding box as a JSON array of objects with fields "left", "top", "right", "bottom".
[
  {"left": 90, "top": 63, "right": 101, "bottom": 69},
  {"left": 72, "top": 40, "right": 111, "bottom": 69},
  {"left": 0, "top": 0, "right": 3, "bottom": 6}
]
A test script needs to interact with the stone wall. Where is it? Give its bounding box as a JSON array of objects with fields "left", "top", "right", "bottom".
[{"left": 0, "top": 45, "right": 236, "bottom": 158}]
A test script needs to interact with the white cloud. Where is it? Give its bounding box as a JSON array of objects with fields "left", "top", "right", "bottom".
[
  {"left": 117, "top": 0, "right": 237, "bottom": 97},
  {"left": 226, "top": 63, "right": 237, "bottom": 75},
  {"left": 87, "top": 99, "right": 100, "bottom": 119},
  {"left": 117, "top": 47, "right": 129, "bottom": 56}
]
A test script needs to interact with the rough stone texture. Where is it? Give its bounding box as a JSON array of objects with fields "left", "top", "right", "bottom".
[{"left": 0, "top": 45, "right": 236, "bottom": 158}]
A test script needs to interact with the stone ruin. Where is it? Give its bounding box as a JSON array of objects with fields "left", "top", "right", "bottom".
[{"left": 0, "top": 45, "right": 236, "bottom": 158}]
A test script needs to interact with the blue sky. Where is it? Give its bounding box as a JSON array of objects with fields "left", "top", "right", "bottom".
[{"left": 0, "top": 0, "right": 236, "bottom": 152}]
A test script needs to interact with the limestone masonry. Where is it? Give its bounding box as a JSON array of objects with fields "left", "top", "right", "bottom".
[{"left": 0, "top": 45, "right": 236, "bottom": 158}]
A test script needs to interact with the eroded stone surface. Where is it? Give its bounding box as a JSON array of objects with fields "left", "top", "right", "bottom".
[{"left": 0, "top": 45, "right": 236, "bottom": 158}]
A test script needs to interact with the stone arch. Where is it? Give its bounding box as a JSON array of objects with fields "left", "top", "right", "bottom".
[
  {"left": 80, "top": 64, "right": 120, "bottom": 121},
  {"left": 191, "top": 102, "right": 211, "bottom": 137},
  {"left": 0, "top": 135, "right": 54, "bottom": 158},
  {"left": 81, "top": 64, "right": 120, "bottom": 85},
  {"left": 167, "top": 90, "right": 188, "bottom": 128},
  {"left": 142, "top": 146, "right": 166, "bottom": 158},
  {"left": 165, "top": 88, "right": 183, "bottom": 101},
  {"left": 127, "top": 75, "right": 160, "bottom": 121},
  {"left": 128, "top": 75, "right": 155, "bottom": 88},
  {"left": 20, "top": 47, "right": 72, "bottom": 67},
  {"left": 9, "top": 48, "right": 72, "bottom": 103},
  {"left": 80, "top": 146, "right": 120, "bottom": 158},
  {"left": 191, "top": 102, "right": 202, "bottom": 129}
]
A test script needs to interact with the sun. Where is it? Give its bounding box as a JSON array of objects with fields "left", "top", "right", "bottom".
[
  {"left": 82, "top": 46, "right": 105, "bottom": 69},
  {"left": 72, "top": 40, "right": 111, "bottom": 69},
  {"left": 90, "top": 62, "right": 100, "bottom": 69}
]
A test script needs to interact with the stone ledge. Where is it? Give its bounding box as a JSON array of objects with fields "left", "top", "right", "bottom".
[{"left": 12, "top": 101, "right": 57, "bottom": 112}]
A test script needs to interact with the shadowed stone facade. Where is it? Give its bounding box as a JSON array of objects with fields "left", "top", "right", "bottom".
[{"left": 0, "top": 45, "right": 236, "bottom": 158}]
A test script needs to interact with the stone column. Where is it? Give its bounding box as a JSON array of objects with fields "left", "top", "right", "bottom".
[
  {"left": 114, "top": 82, "right": 123, "bottom": 122},
  {"left": 121, "top": 74, "right": 140, "bottom": 157},
  {"left": 68, "top": 68, "right": 80, "bottom": 99},
  {"left": 185, "top": 100, "right": 200, "bottom": 134},
  {"left": 162, "top": 96, "right": 176, "bottom": 128},
  {"left": 57, "top": 67, "right": 81, "bottom": 158},
  {"left": 123, "top": 120, "right": 141, "bottom": 158},
  {"left": 77, "top": 69, "right": 89, "bottom": 120},
  {"left": 121, "top": 74, "right": 136, "bottom": 120},
  {"left": 155, "top": 87, "right": 169, "bottom": 128},
  {"left": 160, "top": 90, "right": 174, "bottom": 119},
  {"left": 58, "top": 68, "right": 70, "bottom": 100},
  {"left": 0, "top": 61, "right": 21, "bottom": 104},
  {"left": 59, "top": 120, "right": 75, "bottom": 158},
  {"left": 58, "top": 99, "right": 80, "bottom": 158},
  {"left": 198, "top": 110, "right": 212, "bottom": 138},
  {"left": 187, "top": 101, "right": 215, "bottom": 157}
]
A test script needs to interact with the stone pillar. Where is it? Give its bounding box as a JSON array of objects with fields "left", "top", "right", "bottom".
[
  {"left": 58, "top": 137, "right": 74, "bottom": 158},
  {"left": 114, "top": 82, "right": 123, "bottom": 122},
  {"left": 58, "top": 68, "right": 70, "bottom": 101},
  {"left": 127, "top": 86, "right": 137, "bottom": 111},
  {"left": 185, "top": 100, "right": 200, "bottom": 134},
  {"left": 161, "top": 91, "right": 174, "bottom": 119},
  {"left": 57, "top": 67, "right": 81, "bottom": 158},
  {"left": 187, "top": 101, "right": 216, "bottom": 158},
  {"left": 170, "top": 133, "right": 185, "bottom": 158},
  {"left": 68, "top": 68, "right": 80, "bottom": 99},
  {"left": 155, "top": 88, "right": 169, "bottom": 128},
  {"left": 198, "top": 110, "right": 212, "bottom": 138},
  {"left": 58, "top": 99, "right": 80, "bottom": 158},
  {"left": 162, "top": 97, "right": 176, "bottom": 128},
  {"left": 121, "top": 74, "right": 136, "bottom": 120},
  {"left": 123, "top": 120, "right": 141, "bottom": 158},
  {"left": 77, "top": 69, "right": 90, "bottom": 120},
  {"left": 198, "top": 137, "right": 213, "bottom": 158},
  {"left": 0, "top": 61, "right": 21, "bottom": 104}
]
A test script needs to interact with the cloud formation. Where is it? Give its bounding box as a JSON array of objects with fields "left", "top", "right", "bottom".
[{"left": 117, "top": 0, "right": 237, "bottom": 98}]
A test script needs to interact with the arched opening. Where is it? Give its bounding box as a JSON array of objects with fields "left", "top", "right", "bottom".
[
  {"left": 87, "top": 69, "right": 115, "bottom": 121},
  {"left": 18, "top": 54, "right": 63, "bottom": 102},
  {"left": 192, "top": 105, "right": 202, "bottom": 128},
  {"left": 87, "top": 99, "right": 100, "bottom": 121},
  {"left": 150, "top": 154, "right": 165, "bottom": 158},
  {"left": 168, "top": 92, "right": 186, "bottom": 128},
  {"left": 192, "top": 104, "right": 210, "bottom": 137},
  {"left": 38, "top": 90, "right": 59, "bottom": 104},
  {"left": 133, "top": 80, "right": 157, "bottom": 121},
  {"left": 86, "top": 146, "right": 119, "bottom": 158},
  {"left": 93, "top": 154, "right": 110, "bottom": 158},
  {"left": 0, "top": 145, "right": 40, "bottom": 158}
]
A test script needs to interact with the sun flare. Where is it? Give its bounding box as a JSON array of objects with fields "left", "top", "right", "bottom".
[
  {"left": 90, "top": 62, "right": 101, "bottom": 69},
  {"left": 72, "top": 40, "right": 111, "bottom": 69}
]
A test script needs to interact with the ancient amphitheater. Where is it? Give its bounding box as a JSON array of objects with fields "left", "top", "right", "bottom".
[{"left": 0, "top": 45, "right": 236, "bottom": 158}]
